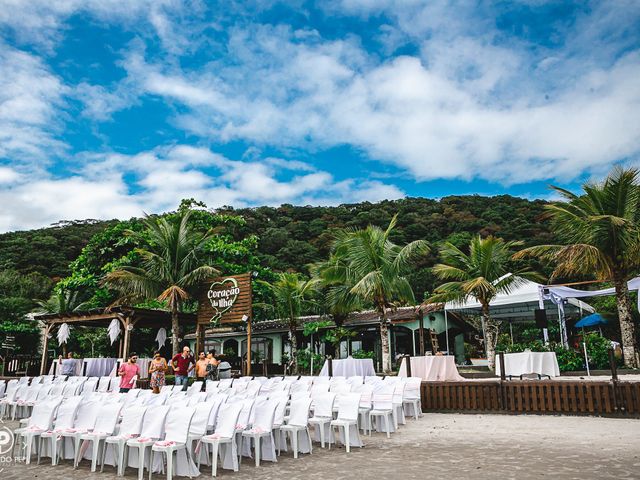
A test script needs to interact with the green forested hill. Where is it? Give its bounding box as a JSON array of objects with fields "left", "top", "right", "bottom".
[
  {"left": 0, "top": 194, "right": 553, "bottom": 353},
  {"left": 0, "top": 195, "right": 553, "bottom": 294}
]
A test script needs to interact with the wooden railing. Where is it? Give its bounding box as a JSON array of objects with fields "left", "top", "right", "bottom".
[{"left": 421, "top": 380, "right": 640, "bottom": 416}]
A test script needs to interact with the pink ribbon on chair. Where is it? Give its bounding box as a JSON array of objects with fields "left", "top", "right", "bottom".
[
  {"left": 154, "top": 440, "right": 175, "bottom": 447},
  {"left": 27, "top": 425, "right": 44, "bottom": 432},
  {"left": 135, "top": 437, "right": 151, "bottom": 443}
]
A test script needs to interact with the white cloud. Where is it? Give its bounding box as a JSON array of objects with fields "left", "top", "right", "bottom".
[
  {"left": 0, "top": 44, "right": 68, "bottom": 164},
  {"left": 0, "top": 144, "right": 404, "bottom": 232}
]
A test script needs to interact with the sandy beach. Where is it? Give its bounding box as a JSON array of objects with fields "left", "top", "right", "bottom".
[{"left": 4, "top": 413, "right": 639, "bottom": 480}]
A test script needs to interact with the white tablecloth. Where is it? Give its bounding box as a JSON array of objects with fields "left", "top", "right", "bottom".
[
  {"left": 398, "top": 356, "right": 464, "bottom": 381},
  {"left": 319, "top": 357, "right": 376, "bottom": 376},
  {"left": 48, "top": 359, "right": 83, "bottom": 376},
  {"left": 108, "top": 357, "right": 153, "bottom": 379},
  {"left": 495, "top": 352, "right": 560, "bottom": 377},
  {"left": 84, "top": 358, "right": 118, "bottom": 377}
]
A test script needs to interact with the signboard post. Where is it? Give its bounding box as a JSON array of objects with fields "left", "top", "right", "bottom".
[{"left": 197, "top": 272, "right": 253, "bottom": 375}]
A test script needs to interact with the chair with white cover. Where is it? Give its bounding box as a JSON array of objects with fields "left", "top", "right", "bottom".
[
  {"left": 9, "top": 383, "right": 34, "bottom": 420},
  {"left": 49, "top": 381, "right": 65, "bottom": 397},
  {"left": 146, "top": 392, "right": 169, "bottom": 406},
  {"left": 329, "top": 393, "right": 363, "bottom": 453},
  {"left": 149, "top": 406, "right": 196, "bottom": 480},
  {"left": 22, "top": 384, "right": 51, "bottom": 418},
  {"left": 391, "top": 380, "right": 406, "bottom": 427},
  {"left": 239, "top": 399, "right": 278, "bottom": 467},
  {"left": 186, "top": 402, "right": 216, "bottom": 459},
  {"left": 62, "top": 381, "right": 81, "bottom": 398},
  {"left": 101, "top": 405, "right": 147, "bottom": 476},
  {"left": 124, "top": 405, "right": 170, "bottom": 480},
  {"left": 205, "top": 381, "right": 219, "bottom": 393},
  {"left": 0, "top": 380, "right": 7, "bottom": 399},
  {"left": 268, "top": 393, "right": 289, "bottom": 454},
  {"left": 110, "top": 376, "right": 123, "bottom": 392},
  {"left": 80, "top": 377, "right": 99, "bottom": 394},
  {"left": 0, "top": 380, "right": 19, "bottom": 416},
  {"left": 205, "top": 396, "right": 226, "bottom": 433},
  {"left": 57, "top": 400, "right": 101, "bottom": 465},
  {"left": 353, "top": 384, "right": 374, "bottom": 432},
  {"left": 280, "top": 397, "right": 313, "bottom": 458},
  {"left": 198, "top": 402, "right": 243, "bottom": 476},
  {"left": 329, "top": 382, "right": 351, "bottom": 395},
  {"left": 364, "top": 376, "right": 381, "bottom": 386},
  {"left": 368, "top": 384, "right": 395, "bottom": 438},
  {"left": 186, "top": 381, "right": 203, "bottom": 396},
  {"left": 308, "top": 392, "right": 336, "bottom": 448},
  {"left": 187, "top": 392, "right": 207, "bottom": 406},
  {"left": 13, "top": 398, "right": 60, "bottom": 464},
  {"left": 97, "top": 376, "right": 112, "bottom": 393},
  {"left": 75, "top": 402, "right": 123, "bottom": 471},
  {"left": 347, "top": 376, "right": 364, "bottom": 388},
  {"left": 37, "top": 396, "right": 83, "bottom": 465},
  {"left": 310, "top": 383, "right": 328, "bottom": 397},
  {"left": 402, "top": 377, "right": 422, "bottom": 420}
]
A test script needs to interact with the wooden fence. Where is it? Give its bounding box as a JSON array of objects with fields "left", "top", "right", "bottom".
[{"left": 421, "top": 380, "right": 640, "bottom": 416}]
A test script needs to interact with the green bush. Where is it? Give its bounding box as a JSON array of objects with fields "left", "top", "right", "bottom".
[
  {"left": 352, "top": 350, "right": 376, "bottom": 360},
  {"left": 553, "top": 346, "right": 583, "bottom": 372},
  {"left": 583, "top": 332, "right": 619, "bottom": 369},
  {"left": 295, "top": 349, "right": 323, "bottom": 375}
]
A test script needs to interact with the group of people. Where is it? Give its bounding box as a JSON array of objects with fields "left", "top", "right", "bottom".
[{"left": 117, "top": 346, "right": 225, "bottom": 394}]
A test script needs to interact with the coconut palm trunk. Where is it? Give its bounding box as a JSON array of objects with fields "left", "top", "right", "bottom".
[
  {"left": 613, "top": 273, "right": 638, "bottom": 368},
  {"left": 379, "top": 306, "right": 392, "bottom": 374},
  {"left": 481, "top": 302, "right": 497, "bottom": 370},
  {"left": 171, "top": 306, "right": 180, "bottom": 356}
]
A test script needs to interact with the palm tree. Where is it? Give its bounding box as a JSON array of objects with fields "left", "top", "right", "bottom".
[
  {"left": 330, "top": 215, "right": 429, "bottom": 373},
  {"left": 103, "top": 211, "right": 219, "bottom": 355},
  {"left": 427, "top": 235, "right": 541, "bottom": 370},
  {"left": 515, "top": 167, "right": 640, "bottom": 368},
  {"left": 34, "top": 288, "right": 90, "bottom": 314},
  {"left": 262, "top": 272, "right": 314, "bottom": 373}
]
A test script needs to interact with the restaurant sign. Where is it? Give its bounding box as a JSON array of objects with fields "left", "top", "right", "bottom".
[{"left": 198, "top": 273, "right": 252, "bottom": 325}]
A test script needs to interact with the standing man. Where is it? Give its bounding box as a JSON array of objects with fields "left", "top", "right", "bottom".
[
  {"left": 118, "top": 352, "right": 140, "bottom": 393},
  {"left": 172, "top": 346, "right": 195, "bottom": 391},
  {"left": 59, "top": 352, "right": 77, "bottom": 377},
  {"left": 195, "top": 351, "right": 209, "bottom": 383}
]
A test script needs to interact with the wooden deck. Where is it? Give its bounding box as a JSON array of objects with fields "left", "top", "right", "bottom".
[{"left": 421, "top": 379, "right": 640, "bottom": 416}]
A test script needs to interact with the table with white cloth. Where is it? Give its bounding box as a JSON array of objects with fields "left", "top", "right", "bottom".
[
  {"left": 83, "top": 357, "right": 118, "bottom": 377},
  {"left": 48, "top": 358, "right": 83, "bottom": 376},
  {"left": 108, "top": 357, "right": 153, "bottom": 379},
  {"left": 495, "top": 351, "right": 560, "bottom": 378},
  {"left": 398, "top": 355, "right": 464, "bottom": 381},
  {"left": 319, "top": 357, "right": 376, "bottom": 376}
]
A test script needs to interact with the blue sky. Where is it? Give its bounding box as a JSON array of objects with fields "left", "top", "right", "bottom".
[{"left": 0, "top": 0, "right": 639, "bottom": 231}]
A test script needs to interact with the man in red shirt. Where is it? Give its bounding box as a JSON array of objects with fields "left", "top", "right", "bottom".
[{"left": 172, "top": 346, "right": 195, "bottom": 391}]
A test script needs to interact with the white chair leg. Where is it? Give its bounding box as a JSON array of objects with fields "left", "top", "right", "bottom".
[
  {"left": 167, "top": 451, "right": 174, "bottom": 480},
  {"left": 211, "top": 443, "right": 218, "bottom": 477},
  {"left": 254, "top": 437, "right": 260, "bottom": 467},
  {"left": 385, "top": 415, "right": 390, "bottom": 439},
  {"left": 91, "top": 440, "right": 100, "bottom": 472},
  {"left": 319, "top": 424, "right": 325, "bottom": 448},
  {"left": 24, "top": 436, "right": 33, "bottom": 464},
  {"left": 307, "top": 428, "right": 313, "bottom": 455},
  {"left": 345, "top": 426, "right": 350, "bottom": 453},
  {"left": 292, "top": 431, "right": 298, "bottom": 459},
  {"left": 237, "top": 435, "right": 242, "bottom": 470},
  {"left": 138, "top": 446, "right": 146, "bottom": 480},
  {"left": 51, "top": 438, "right": 58, "bottom": 466}
]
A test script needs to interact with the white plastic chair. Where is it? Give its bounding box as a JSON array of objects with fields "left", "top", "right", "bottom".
[
  {"left": 280, "top": 397, "right": 313, "bottom": 458},
  {"left": 239, "top": 399, "right": 278, "bottom": 467},
  {"left": 101, "top": 405, "right": 147, "bottom": 476},
  {"left": 13, "top": 398, "right": 60, "bottom": 463},
  {"left": 403, "top": 377, "right": 422, "bottom": 419},
  {"left": 368, "top": 384, "right": 395, "bottom": 438},
  {"left": 58, "top": 400, "right": 101, "bottom": 465},
  {"left": 37, "top": 396, "right": 83, "bottom": 465},
  {"left": 308, "top": 392, "right": 336, "bottom": 448},
  {"left": 97, "top": 376, "right": 112, "bottom": 392},
  {"left": 124, "top": 405, "right": 170, "bottom": 480},
  {"left": 198, "top": 402, "right": 243, "bottom": 477},
  {"left": 76, "top": 402, "right": 123, "bottom": 471},
  {"left": 187, "top": 402, "right": 216, "bottom": 456},
  {"left": 186, "top": 381, "right": 203, "bottom": 396},
  {"left": 330, "top": 393, "right": 363, "bottom": 453},
  {"left": 149, "top": 406, "right": 196, "bottom": 480}
]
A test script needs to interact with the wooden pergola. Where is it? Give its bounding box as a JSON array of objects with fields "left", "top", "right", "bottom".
[{"left": 35, "top": 306, "right": 198, "bottom": 375}]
